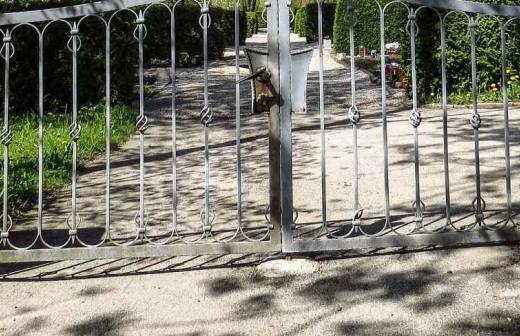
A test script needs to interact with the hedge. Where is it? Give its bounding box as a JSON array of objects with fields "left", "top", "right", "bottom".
[
  {"left": 246, "top": 11, "right": 259, "bottom": 36},
  {"left": 2, "top": 1, "right": 246, "bottom": 115},
  {"left": 294, "top": 3, "right": 336, "bottom": 43},
  {"left": 333, "top": 0, "right": 407, "bottom": 54},
  {"left": 333, "top": 0, "right": 520, "bottom": 101},
  {"left": 403, "top": 0, "right": 520, "bottom": 101}
]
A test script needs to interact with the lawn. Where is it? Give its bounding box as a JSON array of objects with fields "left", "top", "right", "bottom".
[{"left": 0, "top": 104, "right": 137, "bottom": 213}]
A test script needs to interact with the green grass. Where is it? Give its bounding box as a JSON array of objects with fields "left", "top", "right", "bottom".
[
  {"left": 0, "top": 104, "right": 137, "bottom": 213},
  {"left": 427, "top": 80, "right": 520, "bottom": 105},
  {"left": 427, "top": 68, "right": 520, "bottom": 105}
]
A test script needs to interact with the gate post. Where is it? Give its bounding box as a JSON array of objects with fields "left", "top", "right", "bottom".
[{"left": 266, "top": 0, "right": 293, "bottom": 250}]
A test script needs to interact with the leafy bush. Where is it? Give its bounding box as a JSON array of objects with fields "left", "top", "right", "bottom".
[
  {"left": 333, "top": 0, "right": 520, "bottom": 102},
  {"left": 294, "top": 3, "right": 336, "bottom": 43},
  {"left": 3, "top": 1, "right": 246, "bottom": 115},
  {"left": 427, "top": 68, "right": 520, "bottom": 104},
  {"left": 256, "top": 11, "right": 267, "bottom": 29},
  {"left": 333, "top": 0, "right": 407, "bottom": 54},
  {"left": 246, "top": 11, "right": 259, "bottom": 36},
  {"left": 406, "top": 1, "right": 520, "bottom": 101}
]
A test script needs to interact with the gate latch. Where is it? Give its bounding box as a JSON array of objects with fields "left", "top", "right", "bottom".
[
  {"left": 237, "top": 66, "right": 271, "bottom": 84},
  {"left": 242, "top": 47, "right": 313, "bottom": 114},
  {"left": 238, "top": 64, "right": 274, "bottom": 112}
]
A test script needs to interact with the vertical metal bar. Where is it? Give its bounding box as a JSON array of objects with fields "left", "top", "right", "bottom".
[
  {"left": 469, "top": 17, "right": 483, "bottom": 224},
  {"left": 72, "top": 24, "right": 78, "bottom": 234},
  {"left": 348, "top": 0, "right": 361, "bottom": 226},
  {"left": 379, "top": 9, "right": 391, "bottom": 227},
  {"left": 267, "top": 0, "right": 282, "bottom": 243},
  {"left": 317, "top": 0, "right": 327, "bottom": 230},
  {"left": 279, "top": 0, "right": 292, "bottom": 247},
  {"left": 70, "top": 24, "right": 79, "bottom": 239},
  {"left": 2, "top": 31, "right": 10, "bottom": 238},
  {"left": 38, "top": 33, "right": 43, "bottom": 237},
  {"left": 137, "top": 13, "right": 146, "bottom": 235},
  {"left": 500, "top": 23, "right": 512, "bottom": 218},
  {"left": 201, "top": 4, "right": 211, "bottom": 234},
  {"left": 407, "top": 10, "right": 423, "bottom": 228},
  {"left": 235, "top": 0, "right": 242, "bottom": 230},
  {"left": 105, "top": 23, "right": 111, "bottom": 236},
  {"left": 440, "top": 17, "right": 451, "bottom": 224},
  {"left": 171, "top": 10, "right": 177, "bottom": 231}
]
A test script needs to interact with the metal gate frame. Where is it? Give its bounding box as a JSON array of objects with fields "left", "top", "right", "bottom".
[
  {"left": 2, "top": 0, "right": 520, "bottom": 263},
  {"left": 0, "top": 0, "right": 287, "bottom": 263}
]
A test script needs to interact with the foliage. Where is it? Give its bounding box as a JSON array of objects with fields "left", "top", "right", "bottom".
[
  {"left": 0, "top": 104, "right": 137, "bottom": 213},
  {"left": 333, "top": 0, "right": 520, "bottom": 102},
  {"left": 294, "top": 2, "right": 336, "bottom": 43},
  {"left": 355, "top": 56, "right": 381, "bottom": 73},
  {"left": 333, "top": 0, "right": 407, "bottom": 54},
  {"left": 401, "top": 1, "right": 520, "bottom": 102},
  {"left": 427, "top": 67, "right": 520, "bottom": 104},
  {"left": 2, "top": 1, "right": 246, "bottom": 115},
  {"left": 246, "top": 11, "right": 259, "bottom": 36}
]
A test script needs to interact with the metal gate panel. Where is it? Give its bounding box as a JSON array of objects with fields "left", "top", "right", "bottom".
[
  {"left": 280, "top": 0, "right": 520, "bottom": 253},
  {"left": 0, "top": 0, "right": 282, "bottom": 262}
]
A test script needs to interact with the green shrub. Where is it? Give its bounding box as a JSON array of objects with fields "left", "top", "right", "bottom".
[
  {"left": 294, "top": 3, "right": 335, "bottom": 43},
  {"left": 246, "top": 11, "right": 259, "bottom": 36},
  {"left": 333, "top": 0, "right": 520, "bottom": 102},
  {"left": 406, "top": 1, "right": 520, "bottom": 101},
  {"left": 256, "top": 11, "right": 267, "bottom": 29},
  {"left": 3, "top": 1, "right": 246, "bottom": 116},
  {"left": 333, "top": 0, "right": 407, "bottom": 54}
]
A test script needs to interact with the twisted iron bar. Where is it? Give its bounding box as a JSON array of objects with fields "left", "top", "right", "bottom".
[
  {"left": 0, "top": 214, "right": 12, "bottom": 244},
  {"left": 409, "top": 109, "right": 421, "bottom": 128},
  {"left": 133, "top": 12, "right": 148, "bottom": 41},
  {"left": 405, "top": 11, "right": 420, "bottom": 37},
  {"left": 134, "top": 211, "right": 148, "bottom": 236},
  {"left": 136, "top": 114, "right": 150, "bottom": 133},
  {"left": 199, "top": 208, "right": 215, "bottom": 233},
  {"left": 470, "top": 111, "right": 482, "bottom": 129},
  {"left": 348, "top": 105, "right": 360, "bottom": 125},
  {"left": 466, "top": 15, "right": 479, "bottom": 38},
  {"left": 66, "top": 213, "right": 82, "bottom": 238},
  {"left": 472, "top": 196, "right": 486, "bottom": 224},
  {"left": 412, "top": 200, "right": 426, "bottom": 228},
  {"left": 0, "top": 127, "right": 13, "bottom": 146},
  {"left": 200, "top": 105, "right": 213, "bottom": 126},
  {"left": 199, "top": 6, "right": 212, "bottom": 29},
  {"left": 352, "top": 208, "right": 364, "bottom": 228},
  {"left": 68, "top": 122, "right": 81, "bottom": 142}
]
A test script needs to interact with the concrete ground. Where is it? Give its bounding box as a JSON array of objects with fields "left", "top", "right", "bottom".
[
  {"left": 1, "top": 31, "right": 520, "bottom": 335},
  {"left": 0, "top": 245, "right": 519, "bottom": 335}
]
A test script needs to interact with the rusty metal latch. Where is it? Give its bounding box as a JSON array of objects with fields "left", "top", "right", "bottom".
[{"left": 237, "top": 66, "right": 271, "bottom": 84}]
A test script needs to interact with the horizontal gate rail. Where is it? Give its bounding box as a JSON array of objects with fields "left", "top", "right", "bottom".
[
  {"left": 0, "top": 241, "right": 276, "bottom": 263},
  {"left": 285, "top": 230, "right": 520, "bottom": 254},
  {"left": 0, "top": 0, "right": 156, "bottom": 26}
]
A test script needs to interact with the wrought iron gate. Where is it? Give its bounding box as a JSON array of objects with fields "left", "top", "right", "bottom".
[{"left": 1, "top": 0, "right": 520, "bottom": 263}]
